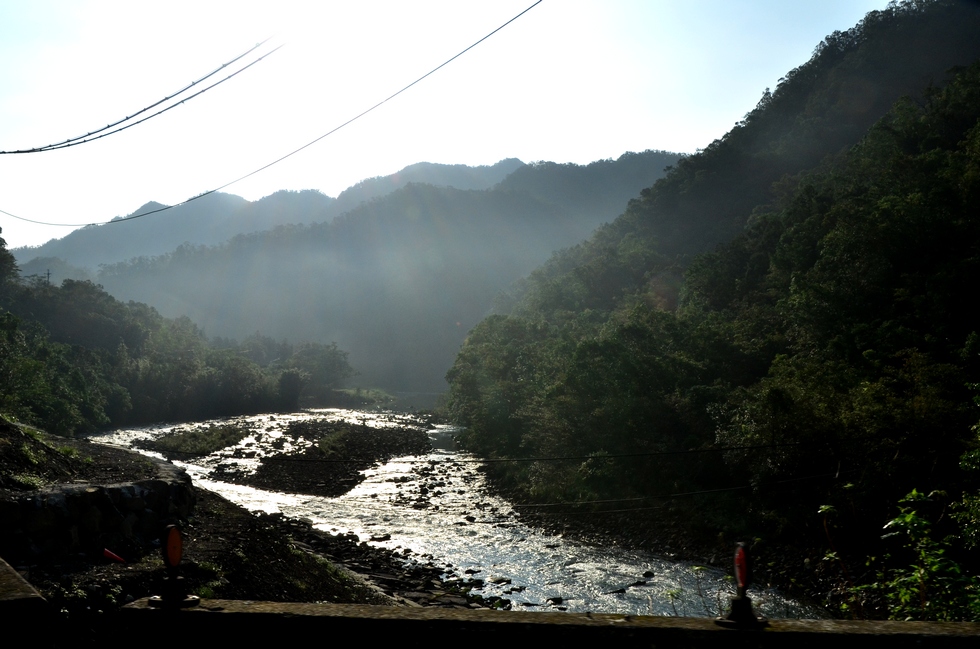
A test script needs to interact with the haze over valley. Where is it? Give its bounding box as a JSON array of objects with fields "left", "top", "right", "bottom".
[
  {"left": 13, "top": 151, "right": 681, "bottom": 391},
  {"left": 6, "top": 1, "right": 980, "bottom": 623}
]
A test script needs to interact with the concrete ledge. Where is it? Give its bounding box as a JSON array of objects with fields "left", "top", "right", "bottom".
[
  {"left": 118, "top": 599, "right": 980, "bottom": 647},
  {"left": 0, "top": 556, "right": 46, "bottom": 616}
]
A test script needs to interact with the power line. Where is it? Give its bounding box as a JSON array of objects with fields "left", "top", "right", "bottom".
[
  {"left": 141, "top": 425, "right": 881, "bottom": 468},
  {"left": 219, "top": 470, "right": 844, "bottom": 517},
  {"left": 510, "top": 471, "right": 846, "bottom": 514},
  {"left": 34, "top": 44, "right": 284, "bottom": 154},
  {"left": 0, "top": 0, "right": 543, "bottom": 230},
  {"left": 244, "top": 442, "right": 813, "bottom": 465},
  {"left": 0, "top": 39, "right": 276, "bottom": 154},
  {"left": 467, "top": 442, "right": 812, "bottom": 464},
  {"left": 202, "top": 0, "right": 544, "bottom": 198}
]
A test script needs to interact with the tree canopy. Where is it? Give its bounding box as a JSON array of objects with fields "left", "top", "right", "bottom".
[
  {"left": 446, "top": 3, "right": 980, "bottom": 618},
  {"left": 0, "top": 240, "right": 354, "bottom": 434}
]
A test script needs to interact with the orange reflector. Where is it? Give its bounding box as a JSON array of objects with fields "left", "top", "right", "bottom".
[{"left": 163, "top": 525, "right": 183, "bottom": 568}]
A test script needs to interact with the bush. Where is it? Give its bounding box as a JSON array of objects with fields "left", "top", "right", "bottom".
[{"left": 858, "top": 490, "right": 980, "bottom": 621}]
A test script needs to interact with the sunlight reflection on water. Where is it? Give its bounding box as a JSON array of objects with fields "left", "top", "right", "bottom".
[{"left": 94, "top": 409, "right": 822, "bottom": 618}]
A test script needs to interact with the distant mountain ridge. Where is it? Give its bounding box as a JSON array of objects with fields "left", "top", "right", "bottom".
[
  {"left": 331, "top": 158, "right": 524, "bottom": 214},
  {"left": 88, "top": 150, "right": 683, "bottom": 390},
  {"left": 12, "top": 158, "right": 526, "bottom": 275}
]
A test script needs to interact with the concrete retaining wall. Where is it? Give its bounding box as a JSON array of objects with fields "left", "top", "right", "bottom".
[{"left": 0, "top": 459, "right": 194, "bottom": 564}]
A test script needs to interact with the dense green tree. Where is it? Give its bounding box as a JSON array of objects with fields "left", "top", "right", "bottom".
[
  {"left": 238, "top": 332, "right": 293, "bottom": 367},
  {"left": 286, "top": 342, "right": 354, "bottom": 397},
  {"left": 0, "top": 228, "right": 17, "bottom": 284},
  {"left": 446, "top": 16, "right": 980, "bottom": 590},
  {"left": 0, "top": 231, "right": 353, "bottom": 431}
]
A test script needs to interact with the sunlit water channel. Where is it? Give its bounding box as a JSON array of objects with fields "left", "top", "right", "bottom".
[{"left": 93, "top": 409, "right": 821, "bottom": 618}]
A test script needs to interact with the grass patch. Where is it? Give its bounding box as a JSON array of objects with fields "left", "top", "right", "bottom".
[
  {"left": 191, "top": 561, "right": 225, "bottom": 599},
  {"left": 18, "top": 442, "right": 41, "bottom": 465},
  {"left": 335, "top": 387, "right": 396, "bottom": 406},
  {"left": 11, "top": 473, "right": 45, "bottom": 489},
  {"left": 140, "top": 424, "right": 251, "bottom": 457},
  {"left": 195, "top": 585, "right": 217, "bottom": 599},
  {"left": 58, "top": 446, "right": 79, "bottom": 458},
  {"left": 317, "top": 429, "right": 348, "bottom": 457}
]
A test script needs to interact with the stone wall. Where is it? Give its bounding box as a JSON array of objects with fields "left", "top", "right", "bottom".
[{"left": 0, "top": 459, "right": 194, "bottom": 564}]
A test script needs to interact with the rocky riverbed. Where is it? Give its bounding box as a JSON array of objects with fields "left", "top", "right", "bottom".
[
  {"left": 93, "top": 409, "right": 829, "bottom": 617},
  {"left": 208, "top": 418, "right": 433, "bottom": 498},
  {"left": 0, "top": 414, "right": 509, "bottom": 625},
  {"left": 2, "top": 407, "right": 836, "bottom": 623}
]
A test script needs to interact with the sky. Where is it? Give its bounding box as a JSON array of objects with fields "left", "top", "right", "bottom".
[{"left": 0, "top": 0, "right": 890, "bottom": 250}]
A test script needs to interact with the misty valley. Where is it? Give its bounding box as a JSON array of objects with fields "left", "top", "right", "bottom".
[{"left": 4, "top": 0, "right": 980, "bottom": 624}]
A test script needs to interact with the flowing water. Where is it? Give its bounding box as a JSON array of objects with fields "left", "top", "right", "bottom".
[{"left": 93, "top": 408, "right": 821, "bottom": 618}]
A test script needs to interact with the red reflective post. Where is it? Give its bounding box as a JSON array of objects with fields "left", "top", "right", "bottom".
[
  {"left": 717, "top": 542, "right": 767, "bottom": 629},
  {"left": 163, "top": 525, "right": 183, "bottom": 569},
  {"left": 734, "top": 542, "right": 750, "bottom": 595}
]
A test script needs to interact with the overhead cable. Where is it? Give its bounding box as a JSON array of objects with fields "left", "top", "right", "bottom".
[
  {"left": 255, "top": 441, "right": 808, "bottom": 464},
  {"left": 511, "top": 471, "right": 847, "bottom": 514},
  {"left": 35, "top": 44, "right": 284, "bottom": 153},
  {"left": 0, "top": 0, "right": 543, "bottom": 229},
  {"left": 0, "top": 39, "right": 276, "bottom": 154}
]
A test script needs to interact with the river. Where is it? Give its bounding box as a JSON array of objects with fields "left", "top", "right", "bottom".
[{"left": 92, "top": 408, "right": 820, "bottom": 618}]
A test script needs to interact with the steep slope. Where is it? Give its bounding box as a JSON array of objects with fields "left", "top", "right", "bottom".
[
  {"left": 506, "top": 0, "right": 980, "bottom": 319},
  {"left": 444, "top": 1, "right": 980, "bottom": 602}
]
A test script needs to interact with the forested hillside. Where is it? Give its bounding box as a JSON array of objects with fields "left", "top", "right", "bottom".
[
  {"left": 446, "top": 0, "right": 980, "bottom": 619},
  {"left": 93, "top": 150, "right": 681, "bottom": 391},
  {"left": 0, "top": 232, "right": 353, "bottom": 434},
  {"left": 12, "top": 159, "right": 524, "bottom": 274}
]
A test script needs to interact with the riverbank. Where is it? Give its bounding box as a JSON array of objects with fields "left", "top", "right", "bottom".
[
  {"left": 0, "top": 417, "right": 507, "bottom": 625},
  {"left": 476, "top": 468, "right": 865, "bottom": 618},
  {"left": 1, "top": 410, "right": 847, "bottom": 620}
]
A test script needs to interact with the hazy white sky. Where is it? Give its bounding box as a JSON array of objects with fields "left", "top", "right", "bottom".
[{"left": 0, "top": 0, "right": 889, "bottom": 249}]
